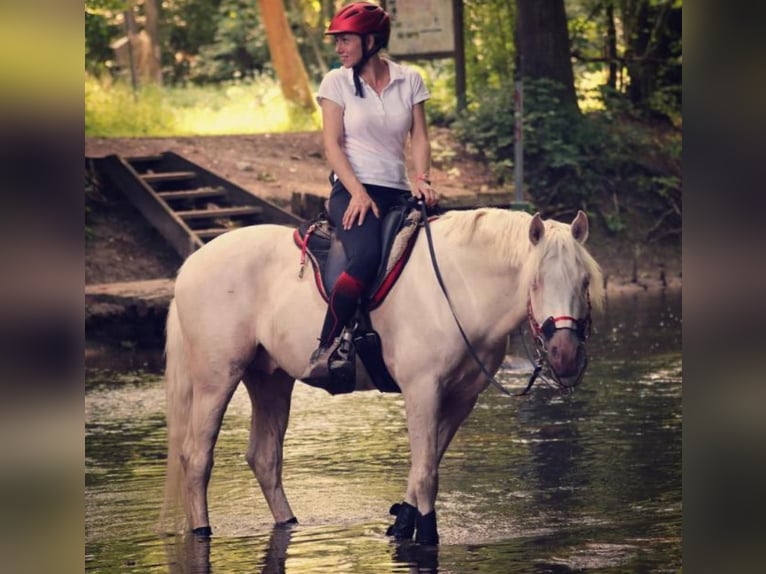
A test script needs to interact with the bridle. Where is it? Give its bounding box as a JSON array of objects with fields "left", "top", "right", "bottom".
[
  {"left": 525, "top": 291, "right": 593, "bottom": 390},
  {"left": 420, "top": 201, "right": 593, "bottom": 397}
]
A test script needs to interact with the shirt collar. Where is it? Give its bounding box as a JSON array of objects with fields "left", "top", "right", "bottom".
[{"left": 342, "top": 58, "right": 404, "bottom": 87}]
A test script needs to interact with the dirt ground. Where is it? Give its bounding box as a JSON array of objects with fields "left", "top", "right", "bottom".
[{"left": 85, "top": 128, "right": 681, "bottom": 293}]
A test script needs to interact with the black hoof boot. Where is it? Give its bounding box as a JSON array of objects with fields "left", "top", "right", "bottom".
[
  {"left": 192, "top": 526, "right": 213, "bottom": 537},
  {"left": 386, "top": 501, "right": 417, "bottom": 540},
  {"left": 415, "top": 510, "right": 439, "bottom": 545}
]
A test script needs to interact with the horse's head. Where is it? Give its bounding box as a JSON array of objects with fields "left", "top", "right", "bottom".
[{"left": 524, "top": 210, "right": 604, "bottom": 390}]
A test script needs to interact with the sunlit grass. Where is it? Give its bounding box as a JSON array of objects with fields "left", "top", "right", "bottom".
[
  {"left": 85, "top": 73, "right": 321, "bottom": 137},
  {"left": 576, "top": 67, "right": 608, "bottom": 112}
]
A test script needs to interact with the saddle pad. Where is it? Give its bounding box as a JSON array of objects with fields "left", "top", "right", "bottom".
[{"left": 294, "top": 207, "right": 422, "bottom": 310}]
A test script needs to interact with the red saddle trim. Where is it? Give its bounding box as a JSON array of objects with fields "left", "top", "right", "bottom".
[
  {"left": 293, "top": 226, "right": 420, "bottom": 309},
  {"left": 367, "top": 235, "right": 418, "bottom": 309},
  {"left": 293, "top": 228, "right": 330, "bottom": 301}
]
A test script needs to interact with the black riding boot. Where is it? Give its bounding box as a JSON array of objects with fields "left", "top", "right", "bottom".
[{"left": 302, "top": 271, "right": 364, "bottom": 380}]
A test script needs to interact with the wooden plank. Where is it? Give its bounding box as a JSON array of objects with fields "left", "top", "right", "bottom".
[
  {"left": 141, "top": 171, "right": 197, "bottom": 183},
  {"left": 176, "top": 206, "right": 263, "bottom": 220},
  {"left": 159, "top": 152, "right": 303, "bottom": 227},
  {"left": 126, "top": 154, "right": 164, "bottom": 163},
  {"left": 194, "top": 228, "right": 235, "bottom": 240},
  {"left": 157, "top": 188, "right": 228, "bottom": 200},
  {"left": 95, "top": 155, "right": 204, "bottom": 259}
]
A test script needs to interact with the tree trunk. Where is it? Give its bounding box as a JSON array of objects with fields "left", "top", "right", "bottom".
[
  {"left": 143, "top": 0, "right": 163, "bottom": 85},
  {"left": 258, "top": 0, "right": 316, "bottom": 111},
  {"left": 620, "top": 0, "right": 679, "bottom": 116},
  {"left": 621, "top": 0, "right": 652, "bottom": 106},
  {"left": 515, "top": 0, "right": 578, "bottom": 112}
]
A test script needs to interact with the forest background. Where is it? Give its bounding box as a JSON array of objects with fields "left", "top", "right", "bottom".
[{"left": 85, "top": 0, "right": 682, "bottom": 252}]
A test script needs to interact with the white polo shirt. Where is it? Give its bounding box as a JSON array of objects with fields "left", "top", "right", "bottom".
[{"left": 316, "top": 58, "right": 430, "bottom": 191}]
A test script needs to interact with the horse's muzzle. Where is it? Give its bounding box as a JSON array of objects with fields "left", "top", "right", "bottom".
[{"left": 546, "top": 329, "right": 588, "bottom": 387}]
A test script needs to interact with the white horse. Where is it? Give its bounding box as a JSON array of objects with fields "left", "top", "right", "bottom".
[{"left": 160, "top": 208, "right": 604, "bottom": 544}]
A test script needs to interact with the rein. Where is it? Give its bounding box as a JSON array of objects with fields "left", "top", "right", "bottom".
[{"left": 419, "top": 202, "right": 540, "bottom": 397}]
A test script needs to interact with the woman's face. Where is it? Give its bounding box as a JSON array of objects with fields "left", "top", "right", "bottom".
[{"left": 334, "top": 33, "right": 364, "bottom": 68}]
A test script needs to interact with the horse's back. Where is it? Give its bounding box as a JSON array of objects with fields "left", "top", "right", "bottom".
[
  {"left": 172, "top": 224, "right": 297, "bottom": 330},
  {"left": 172, "top": 223, "right": 323, "bottom": 373},
  {"left": 175, "top": 224, "right": 293, "bottom": 291}
]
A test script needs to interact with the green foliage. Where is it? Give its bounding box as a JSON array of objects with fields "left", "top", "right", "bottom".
[
  {"left": 84, "top": 14, "right": 118, "bottom": 76},
  {"left": 462, "top": 0, "right": 516, "bottom": 101},
  {"left": 406, "top": 60, "right": 456, "bottom": 127},
  {"left": 187, "top": 0, "right": 270, "bottom": 84},
  {"left": 453, "top": 77, "right": 681, "bottom": 239},
  {"left": 162, "top": 0, "right": 224, "bottom": 83},
  {"left": 452, "top": 86, "right": 516, "bottom": 183}
]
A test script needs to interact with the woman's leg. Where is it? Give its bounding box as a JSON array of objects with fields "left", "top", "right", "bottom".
[{"left": 303, "top": 184, "right": 384, "bottom": 378}]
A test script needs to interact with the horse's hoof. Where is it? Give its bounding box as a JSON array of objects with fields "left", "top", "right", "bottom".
[
  {"left": 386, "top": 501, "right": 417, "bottom": 540},
  {"left": 276, "top": 517, "right": 298, "bottom": 528},
  {"left": 192, "top": 526, "right": 213, "bottom": 537},
  {"left": 415, "top": 510, "right": 439, "bottom": 545}
]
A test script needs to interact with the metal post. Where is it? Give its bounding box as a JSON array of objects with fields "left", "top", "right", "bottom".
[
  {"left": 513, "top": 77, "right": 524, "bottom": 206},
  {"left": 453, "top": 0, "right": 466, "bottom": 111}
]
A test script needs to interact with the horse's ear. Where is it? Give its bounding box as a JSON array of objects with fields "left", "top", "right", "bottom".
[
  {"left": 529, "top": 212, "right": 545, "bottom": 245},
  {"left": 571, "top": 210, "right": 589, "bottom": 244}
]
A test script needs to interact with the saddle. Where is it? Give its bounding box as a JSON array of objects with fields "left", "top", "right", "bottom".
[{"left": 293, "top": 197, "right": 423, "bottom": 395}]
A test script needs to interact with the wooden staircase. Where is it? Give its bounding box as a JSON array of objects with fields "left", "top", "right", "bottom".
[{"left": 92, "top": 151, "right": 304, "bottom": 259}]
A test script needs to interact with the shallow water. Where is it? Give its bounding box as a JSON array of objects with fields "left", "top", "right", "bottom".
[{"left": 85, "top": 289, "right": 681, "bottom": 573}]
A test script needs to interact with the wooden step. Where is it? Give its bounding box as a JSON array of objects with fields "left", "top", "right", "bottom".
[
  {"left": 176, "top": 206, "right": 263, "bottom": 220},
  {"left": 157, "top": 187, "right": 228, "bottom": 201},
  {"left": 126, "top": 154, "right": 164, "bottom": 163},
  {"left": 140, "top": 171, "right": 198, "bottom": 183},
  {"left": 194, "top": 227, "right": 237, "bottom": 240}
]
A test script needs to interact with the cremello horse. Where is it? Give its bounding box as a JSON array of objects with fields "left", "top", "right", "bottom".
[{"left": 161, "top": 208, "right": 604, "bottom": 544}]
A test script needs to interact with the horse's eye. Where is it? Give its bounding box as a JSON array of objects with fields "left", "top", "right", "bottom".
[{"left": 582, "top": 276, "right": 590, "bottom": 292}]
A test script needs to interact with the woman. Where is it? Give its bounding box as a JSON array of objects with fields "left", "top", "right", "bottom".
[{"left": 303, "top": 2, "right": 438, "bottom": 380}]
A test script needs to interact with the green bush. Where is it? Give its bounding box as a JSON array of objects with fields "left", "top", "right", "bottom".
[
  {"left": 85, "top": 75, "right": 176, "bottom": 136},
  {"left": 453, "top": 77, "right": 681, "bottom": 238}
]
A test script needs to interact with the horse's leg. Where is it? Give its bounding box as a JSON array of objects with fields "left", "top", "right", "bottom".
[
  {"left": 399, "top": 381, "right": 442, "bottom": 545},
  {"left": 436, "top": 392, "right": 479, "bottom": 464},
  {"left": 388, "top": 390, "right": 478, "bottom": 543},
  {"left": 183, "top": 358, "right": 241, "bottom": 535},
  {"left": 242, "top": 367, "right": 297, "bottom": 525}
]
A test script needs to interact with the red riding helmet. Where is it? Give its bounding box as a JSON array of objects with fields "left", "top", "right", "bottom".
[{"left": 326, "top": 2, "right": 391, "bottom": 46}]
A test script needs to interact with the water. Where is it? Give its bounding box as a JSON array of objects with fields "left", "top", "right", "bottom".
[{"left": 85, "top": 289, "right": 681, "bottom": 573}]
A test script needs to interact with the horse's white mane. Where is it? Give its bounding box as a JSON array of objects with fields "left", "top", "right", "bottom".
[
  {"left": 437, "top": 208, "right": 605, "bottom": 309},
  {"left": 439, "top": 208, "right": 532, "bottom": 268}
]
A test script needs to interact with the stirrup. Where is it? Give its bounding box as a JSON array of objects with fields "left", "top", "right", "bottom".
[{"left": 302, "top": 339, "right": 340, "bottom": 380}]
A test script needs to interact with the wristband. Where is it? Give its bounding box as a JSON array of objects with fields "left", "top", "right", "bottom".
[{"left": 416, "top": 173, "right": 432, "bottom": 185}]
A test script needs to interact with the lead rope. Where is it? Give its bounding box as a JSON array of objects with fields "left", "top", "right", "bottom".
[{"left": 419, "top": 202, "right": 539, "bottom": 397}]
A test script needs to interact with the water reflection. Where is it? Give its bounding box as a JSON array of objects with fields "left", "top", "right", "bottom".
[
  {"left": 164, "top": 525, "right": 295, "bottom": 574},
  {"left": 159, "top": 525, "right": 446, "bottom": 574},
  {"left": 85, "top": 289, "right": 681, "bottom": 572}
]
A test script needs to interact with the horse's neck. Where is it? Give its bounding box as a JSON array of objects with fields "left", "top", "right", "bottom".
[{"left": 426, "top": 219, "right": 531, "bottom": 340}]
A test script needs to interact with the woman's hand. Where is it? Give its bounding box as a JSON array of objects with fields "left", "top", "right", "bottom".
[
  {"left": 414, "top": 175, "right": 439, "bottom": 208},
  {"left": 343, "top": 189, "right": 380, "bottom": 230}
]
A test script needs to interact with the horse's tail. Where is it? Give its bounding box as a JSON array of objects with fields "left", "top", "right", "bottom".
[{"left": 159, "top": 299, "right": 191, "bottom": 534}]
